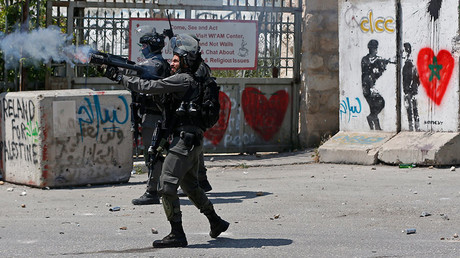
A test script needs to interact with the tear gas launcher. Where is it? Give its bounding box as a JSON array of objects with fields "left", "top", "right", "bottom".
[{"left": 89, "top": 51, "right": 161, "bottom": 79}]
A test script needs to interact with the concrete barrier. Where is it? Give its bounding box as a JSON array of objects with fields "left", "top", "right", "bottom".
[
  {"left": 320, "top": 0, "right": 460, "bottom": 165},
  {"left": 0, "top": 89, "right": 132, "bottom": 187}
]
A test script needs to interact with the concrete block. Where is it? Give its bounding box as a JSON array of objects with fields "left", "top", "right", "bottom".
[
  {"left": 378, "top": 132, "right": 460, "bottom": 165},
  {"left": 0, "top": 89, "right": 132, "bottom": 187},
  {"left": 318, "top": 131, "right": 395, "bottom": 165}
]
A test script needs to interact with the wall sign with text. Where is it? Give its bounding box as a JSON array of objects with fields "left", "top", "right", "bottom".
[{"left": 129, "top": 18, "right": 258, "bottom": 70}]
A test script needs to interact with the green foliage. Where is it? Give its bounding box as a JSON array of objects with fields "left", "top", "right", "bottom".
[{"left": 0, "top": 0, "right": 49, "bottom": 91}]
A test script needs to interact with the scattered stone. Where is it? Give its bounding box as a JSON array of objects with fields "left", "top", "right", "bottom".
[
  {"left": 60, "top": 232, "right": 64, "bottom": 234},
  {"left": 429, "top": 166, "right": 434, "bottom": 169},
  {"left": 403, "top": 228, "right": 416, "bottom": 234},
  {"left": 420, "top": 212, "right": 431, "bottom": 217},
  {"left": 21, "top": 204, "right": 26, "bottom": 208},
  {"left": 119, "top": 226, "right": 127, "bottom": 230},
  {"left": 428, "top": 175, "right": 432, "bottom": 178},
  {"left": 20, "top": 191, "right": 27, "bottom": 196},
  {"left": 109, "top": 206, "right": 120, "bottom": 212},
  {"left": 441, "top": 214, "right": 450, "bottom": 220},
  {"left": 7, "top": 187, "right": 14, "bottom": 192},
  {"left": 105, "top": 203, "right": 112, "bottom": 207},
  {"left": 371, "top": 167, "right": 376, "bottom": 170},
  {"left": 450, "top": 166, "right": 456, "bottom": 172},
  {"left": 454, "top": 233, "right": 459, "bottom": 238},
  {"left": 151, "top": 228, "right": 158, "bottom": 234},
  {"left": 210, "top": 157, "right": 215, "bottom": 161},
  {"left": 0, "top": 181, "right": 4, "bottom": 185},
  {"left": 274, "top": 214, "right": 280, "bottom": 219}
]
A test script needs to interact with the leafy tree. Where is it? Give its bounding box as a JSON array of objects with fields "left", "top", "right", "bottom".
[{"left": 0, "top": 0, "right": 49, "bottom": 91}]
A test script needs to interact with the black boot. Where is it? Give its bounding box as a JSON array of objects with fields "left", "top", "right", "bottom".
[
  {"left": 132, "top": 191, "right": 160, "bottom": 205},
  {"left": 153, "top": 221, "right": 188, "bottom": 248},
  {"left": 205, "top": 211, "right": 230, "bottom": 238}
]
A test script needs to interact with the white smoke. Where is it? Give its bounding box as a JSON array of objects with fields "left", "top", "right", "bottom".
[{"left": 0, "top": 26, "right": 93, "bottom": 69}]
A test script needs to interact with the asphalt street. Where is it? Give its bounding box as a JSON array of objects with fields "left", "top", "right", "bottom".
[{"left": 2, "top": 150, "right": 460, "bottom": 257}]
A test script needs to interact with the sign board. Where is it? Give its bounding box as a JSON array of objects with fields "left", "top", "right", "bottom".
[
  {"left": 129, "top": 18, "right": 258, "bottom": 70},
  {"left": 158, "top": 0, "right": 222, "bottom": 6}
]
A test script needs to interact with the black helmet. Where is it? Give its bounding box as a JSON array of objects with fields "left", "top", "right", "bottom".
[
  {"left": 170, "top": 34, "right": 201, "bottom": 72},
  {"left": 139, "top": 31, "right": 165, "bottom": 54}
]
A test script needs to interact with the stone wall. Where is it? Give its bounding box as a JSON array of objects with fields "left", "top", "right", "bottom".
[{"left": 300, "top": 0, "right": 339, "bottom": 147}]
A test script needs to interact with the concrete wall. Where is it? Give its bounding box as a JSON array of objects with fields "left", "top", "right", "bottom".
[
  {"left": 0, "top": 89, "right": 132, "bottom": 187},
  {"left": 400, "top": 0, "right": 459, "bottom": 132},
  {"left": 300, "top": 0, "right": 340, "bottom": 147},
  {"left": 338, "top": 0, "right": 460, "bottom": 133},
  {"left": 339, "top": 0, "right": 398, "bottom": 132}
]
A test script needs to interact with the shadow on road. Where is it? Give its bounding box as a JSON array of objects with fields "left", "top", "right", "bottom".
[
  {"left": 180, "top": 191, "right": 273, "bottom": 205},
  {"left": 57, "top": 238, "right": 293, "bottom": 255},
  {"left": 188, "top": 237, "right": 293, "bottom": 248}
]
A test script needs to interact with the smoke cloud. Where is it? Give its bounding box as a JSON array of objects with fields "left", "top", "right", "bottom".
[{"left": 0, "top": 26, "right": 93, "bottom": 69}]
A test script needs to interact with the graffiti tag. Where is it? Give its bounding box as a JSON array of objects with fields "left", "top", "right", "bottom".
[
  {"left": 332, "top": 135, "right": 385, "bottom": 145},
  {"left": 360, "top": 10, "right": 395, "bottom": 34},
  {"left": 340, "top": 97, "right": 362, "bottom": 122},
  {"left": 77, "top": 95, "right": 129, "bottom": 141}
]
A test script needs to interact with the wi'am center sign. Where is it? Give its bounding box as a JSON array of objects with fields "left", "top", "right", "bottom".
[{"left": 129, "top": 18, "right": 258, "bottom": 70}]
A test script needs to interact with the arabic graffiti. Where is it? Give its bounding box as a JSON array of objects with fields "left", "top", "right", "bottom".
[
  {"left": 77, "top": 95, "right": 129, "bottom": 142},
  {"left": 340, "top": 97, "right": 362, "bottom": 122}
]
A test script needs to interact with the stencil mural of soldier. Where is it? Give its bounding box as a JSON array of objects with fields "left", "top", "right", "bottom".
[
  {"left": 361, "top": 39, "right": 395, "bottom": 130},
  {"left": 402, "top": 42, "right": 420, "bottom": 131}
]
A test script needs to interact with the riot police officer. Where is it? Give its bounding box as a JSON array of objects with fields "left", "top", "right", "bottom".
[
  {"left": 109, "top": 34, "right": 229, "bottom": 248},
  {"left": 131, "top": 30, "right": 170, "bottom": 205}
]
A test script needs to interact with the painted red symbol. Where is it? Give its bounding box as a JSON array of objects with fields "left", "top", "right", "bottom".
[
  {"left": 204, "top": 91, "right": 231, "bottom": 146},
  {"left": 242, "top": 87, "right": 289, "bottom": 141},
  {"left": 417, "top": 48, "right": 455, "bottom": 105}
]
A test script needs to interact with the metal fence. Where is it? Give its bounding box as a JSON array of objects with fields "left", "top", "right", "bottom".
[
  {"left": 46, "top": 0, "right": 301, "bottom": 80},
  {"left": 0, "top": 0, "right": 303, "bottom": 153}
]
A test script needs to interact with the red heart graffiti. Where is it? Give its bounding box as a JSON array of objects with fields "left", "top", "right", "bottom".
[
  {"left": 204, "top": 91, "right": 231, "bottom": 146},
  {"left": 242, "top": 87, "right": 289, "bottom": 141},
  {"left": 417, "top": 48, "right": 454, "bottom": 106}
]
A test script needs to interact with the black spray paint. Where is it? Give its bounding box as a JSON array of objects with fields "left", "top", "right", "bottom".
[{"left": 427, "top": 0, "right": 443, "bottom": 21}]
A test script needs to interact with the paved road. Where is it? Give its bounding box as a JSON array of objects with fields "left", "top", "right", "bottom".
[{"left": 2, "top": 151, "right": 460, "bottom": 257}]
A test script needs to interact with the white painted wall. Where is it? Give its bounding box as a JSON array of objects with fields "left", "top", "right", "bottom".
[
  {"left": 0, "top": 89, "right": 132, "bottom": 187},
  {"left": 339, "top": 0, "right": 398, "bottom": 132},
  {"left": 401, "top": 0, "right": 459, "bottom": 132}
]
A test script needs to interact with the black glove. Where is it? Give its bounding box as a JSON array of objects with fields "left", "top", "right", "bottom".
[
  {"left": 104, "top": 66, "right": 122, "bottom": 83},
  {"left": 163, "top": 29, "right": 174, "bottom": 39}
]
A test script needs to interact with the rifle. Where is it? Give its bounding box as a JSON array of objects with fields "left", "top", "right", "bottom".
[
  {"left": 130, "top": 93, "right": 142, "bottom": 155},
  {"left": 148, "top": 120, "right": 170, "bottom": 168},
  {"left": 89, "top": 51, "right": 162, "bottom": 79},
  {"left": 163, "top": 10, "right": 174, "bottom": 39}
]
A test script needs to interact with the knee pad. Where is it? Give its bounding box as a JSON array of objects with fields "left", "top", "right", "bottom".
[{"left": 162, "top": 194, "right": 181, "bottom": 222}]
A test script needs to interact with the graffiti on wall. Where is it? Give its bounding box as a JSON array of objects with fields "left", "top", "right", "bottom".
[
  {"left": 0, "top": 98, "right": 39, "bottom": 164},
  {"left": 77, "top": 95, "right": 129, "bottom": 142},
  {"left": 417, "top": 48, "right": 454, "bottom": 106},
  {"left": 402, "top": 42, "right": 421, "bottom": 131},
  {"left": 359, "top": 10, "right": 395, "bottom": 34},
  {"left": 340, "top": 97, "right": 362, "bottom": 122},
  {"left": 332, "top": 135, "right": 385, "bottom": 145},
  {"left": 204, "top": 91, "right": 231, "bottom": 146},
  {"left": 361, "top": 39, "right": 395, "bottom": 130},
  {"left": 242, "top": 87, "right": 289, "bottom": 141}
]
